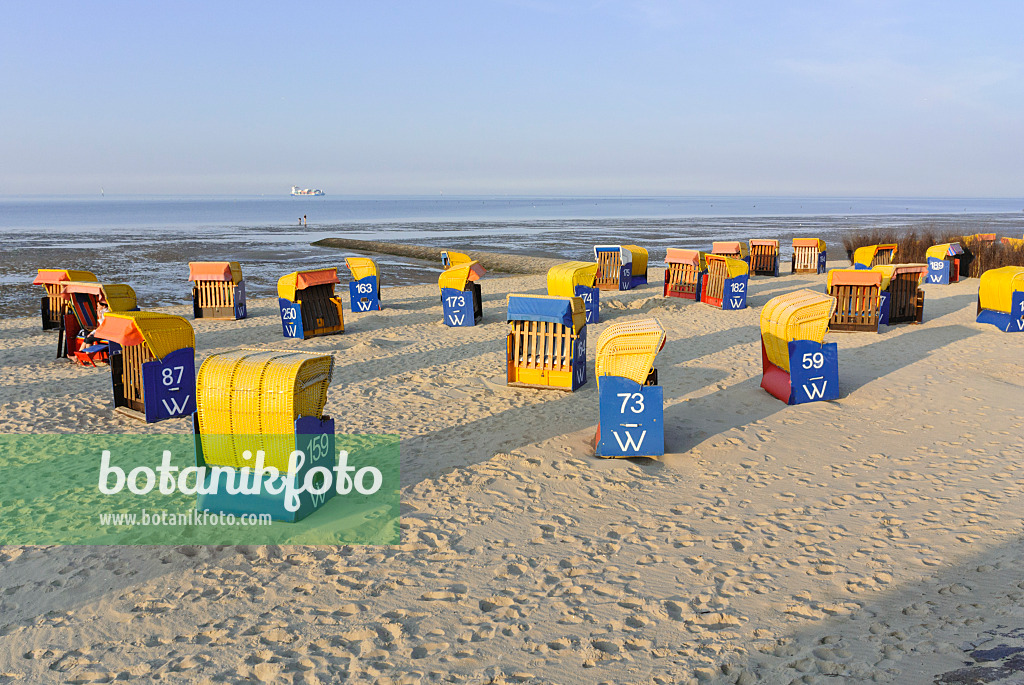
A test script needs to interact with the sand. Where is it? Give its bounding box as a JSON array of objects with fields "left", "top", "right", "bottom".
[{"left": 1, "top": 258, "right": 1023, "bottom": 684}]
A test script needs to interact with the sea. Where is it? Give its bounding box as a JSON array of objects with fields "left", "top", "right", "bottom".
[{"left": 3, "top": 194, "right": 1023, "bottom": 317}]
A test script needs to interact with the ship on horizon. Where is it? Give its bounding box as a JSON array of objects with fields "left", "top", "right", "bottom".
[{"left": 291, "top": 185, "right": 325, "bottom": 196}]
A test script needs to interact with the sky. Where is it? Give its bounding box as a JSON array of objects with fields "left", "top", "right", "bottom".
[{"left": 1, "top": 1, "right": 1022, "bottom": 196}]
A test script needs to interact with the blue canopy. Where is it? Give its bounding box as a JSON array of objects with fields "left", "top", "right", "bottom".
[{"left": 507, "top": 295, "right": 574, "bottom": 327}]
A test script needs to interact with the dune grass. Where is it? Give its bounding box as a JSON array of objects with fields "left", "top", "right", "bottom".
[{"left": 841, "top": 226, "right": 1024, "bottom": 277}]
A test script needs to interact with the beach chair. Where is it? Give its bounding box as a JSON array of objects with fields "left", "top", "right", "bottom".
[
  {"left": 594, "top": 318, "right": 666, "bottom": 458},
  {"left": 701, "top": 254, "right": 749, "bottom": 310},
  {"left": 277, "top": 269, "right": 345, "bottom": 339},
  {"left": 188, "top": 261, "right": 246, "bottom": 320},
  {"left": 193, "top": 350, "right": 336, "bottom": 522},
  {"left": 441, "top": 251, "right": 474, "bottom": 269},
  {"left": 1000, "top": 236, "right": 1024, "bottom": 248},
  {"left": 748, "top": 240, "right": 780, "bottom": 277},
  {"left": 506, "top": 295, "right": 587, "bottom": 391},
  {"left": 594, "top": 245, "right": 648, "bottom": 291},
  {"left": 976, "top": 266, "right": 1024, "bottom": 332},
  {"left": 873, "top": 264, "right": 927, "bottom": 325},
  {"left": 711, "top": 241, "right": 749, "bottom": 264},
  {"left": 827, "top": 270, "right": 882, "bottom": 332},
  {"left": 547, "top": 261, "right": 600, "bottom": 323},
  {"left": 760, "top": 290, "right": 840, "bottom": 404},
  {"left": 925, "top": 243, "right": 964, "bottom": 284},
  {"left": 32, "top": 269, "right": 96, "bottom": 330},
  {"left": 92, "top": 312, "right": 196, "bottom": 422},
  {"left": 439, "top": 260, "right": 486, "bottom": 326},
  {"left": 852, "top": 244, "right": 897, "bottom": 269},
  {"left": 58, "top": 281, "right": 138, "bottom": 364},
  {"left": 792, "top": 238, "right": 827, "bottom": 274},
  {"left": 345, "top": 257, "right": 382, "bottom": 312},
  {"left": 965, "top": 233, "right": 997, "bottom": 245},
  {"left": 663, "top": 249, "right": 705, "bottom": 301}
]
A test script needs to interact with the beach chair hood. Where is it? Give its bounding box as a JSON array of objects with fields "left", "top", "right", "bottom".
[
  {"left": 438, "top": 261, "right": 486, "bottom": 292},
  {"left": 706, "top": 254, "right": 749, "bottom": 278},
  {"left": 979, "top": 266, "right": 1024, "bottom": 314},
  {"left": 712, "top": 241, "right": 749, "bottom": 259},
  {"left": 33, "top": 269, "right": 97, "bottom": 285},
  {"left": 595, "top": 318, "right": 666, "bottom": 387},
  {"left": 547, "top": 261, "right": 598, "bottom": 297},
  {"left": 277, "top": 268, "right": 340, "bottom": 302},
  {"left": 188, "top": 261, "right": 243, "bottom": 283},
  {"left": 441, "top": 251, "right": 473, "bottom": 268},
  {"left": 925, "top": 243, "right": 964, "bottom": 261},
  {"left": 93, "top": 311, "right": 195, "bottom": 360},
  {"left": 507, "top": 294, "right": 586, "bottom": 333},
  {"left": 760, "top": 290, "right": 836, "bottom": 372},
  {"left": 792, "top": 238, "right": 826, "bottom": 251},
  {"left": 345, "top": 257, "right": 379, "bottom": 281},
  {"left": 664, "top": 248, "right": 705, "bottom": 269},
  {"left": 852, "top": 244, "right": 898, "bottom": 268},
  {"left": 62, "top": 281, "right": 138, "bottom": 312},
  {"left": 827, "top": 269, "right": 883, "bottom": 291},
  {"left": 871, "top": 264, "right": 927, "bottom": 290}
]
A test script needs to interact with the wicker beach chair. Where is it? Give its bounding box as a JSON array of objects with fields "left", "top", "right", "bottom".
[
  {"left": 506, "top": 294, "right": 587, "bottom": 391},
  {"left": 701, "top": 254, "right": 749, "bottom": 310},
  {"left": 189, "top": 261, "right": 246, "bottom": 320},
  {"left": 33, "top": 268, "right": 97, "bottom": 330},
  {"left": 193, "top": 349, "right": 337, "bottom": 522},
  {"left": 593, "top": 245, "right": 648, "bottom": 291},
  {"left": 711, "top": 241, "right": 749, "bottom": 262},
  {"left": 852, "top": 244, "right": 897, "bottom": 269},
  {"left": 439, "top": 261, "right": 486, "bottom": 326},
  {"left": 345, "top": 257, "right": 382, "bottom": 312},
  {"left": 547, "top": 261, "right": 600, "bottom": 323},
  {"left": 977, "top": 266, "right": 1024, "bottom": 332},
  {"left": 792, "top": 238, "right": 827, "bottom": 274},
  {"left": 58, "top": 281, "right": 138, "bottom": 364},
  {"left": 92, "top": 311, "right": 196, "bottom": 422},
  {"left": 277, "top": 268, "right": 345, "bottom": 339},
  {"left": 663, "top": 249, "right": 705, "bottom": 301},
  {"left": 748, "top": 239, "right": 780, "bottom": 277},
  {"left": 594, "top": 318, "right": 666, "bottom": 458},
  {"left": 925, "top": 243, "right": 965, "bottom": 284},
  {"left": 760, "top": 290, "right": 839, "bottom": 404}
]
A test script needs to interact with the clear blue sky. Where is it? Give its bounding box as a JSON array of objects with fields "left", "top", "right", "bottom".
[{"left": 2, "top": 1, "right": 1021, "bottom": 196}]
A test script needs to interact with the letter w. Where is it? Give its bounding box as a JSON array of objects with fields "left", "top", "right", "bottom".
[
  {"left": 612, "top": 430, "right": 646, "bottom": 452},
  {"left": 448, "top": 314, "right": 465, "bottom": 325},
  {"left": 802, "top": 380, "right": 827, "bottom": 400},
  {"left": 285, "top": 324, "right": 297, "bottom": 336},
  {"left": 357, "top": 300, "right": 372, "bottom": 311},
  {"left": 162, "top": 395, "right": 192, "bottom": 415}
]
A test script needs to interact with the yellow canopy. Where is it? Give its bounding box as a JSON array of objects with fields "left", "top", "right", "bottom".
[
  {"left": 438, "top": 261, "right": 486, "bottom": 292},
  {"left": 33, "top": 269, "right": 97, "bottom": 286},
  {"left": 196, "top": 349, "right": 335, "bottom": 471},
  {"left": 345, "top": 257, "right": 378, "bottom": 281},
  {"left": 622, "top": 245, "right": 648, "bottom": 276},
  {"left": 595, "top": 318, "right": 666, "bottom": 387},
  {"left": 547, "top": 261, "right": 598, "bottom": 297},
  {"left": 852, "top": 244, "right": 897, "bottom": 267},
  {"left": 62, "top": 281, "right": 137, "bottom": 312},
  {"left": 760, "top": 290, "right": 836, "bottom": 372},
  {"left": 277, "top": 268, "right": 340, "bottom": 302},
  {"left": 93, "top": 311, "right": 195, "bottom": 360},
  {"left": 979, "top": 266, "right": 1024, "bottom": 314},
  {"left": 706, "top": 254, "right": 749, "bottom": 278},
  {"left": 925, "top": 243, "right": 963, "bottom": 261},
  {"left": 871, "top": 264, "right": 927, "bottom": 290}
]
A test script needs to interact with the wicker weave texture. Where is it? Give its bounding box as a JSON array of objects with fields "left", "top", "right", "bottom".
[
  {"left": 595, "top": 318, "right": 665, "bottom": 386},
  {"left": 760, "top": 290, "right": 836, "bottom": 371}
]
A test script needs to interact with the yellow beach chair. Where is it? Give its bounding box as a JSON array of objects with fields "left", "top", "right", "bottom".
[
  {"left": 977, "top": 266, "right": 1024, "bottom": 332},
  {"left": 547, "top": 261, "right": 599, "bottom": 323},
  {"left": 345, "top": 257, "right": 382, "bottom": 312},
  {"left": 701, "top": 254, "right": 749, "bottom": 310},
  {"left": 852, "top": 244, "right": 897, "bottom": 269},
  {"left": 193, "top": 349, "right": 337, "bottom": 522},
  {"left": 760, "top": 290, "right": 839, "bottom": 404},
  {"left": 506, "top": 294, "right": 587, "bottom": 391},
  {"left": 594, "top": 318, "right": 666, "bottom": 458},
  {"left": 92, "top": 311, "right": 196, "bottom": 422},
  {"left": 924, "top": 243, "right": 964, "bottom": 284},
  {"left": 277, "top": 268, "right": 345, "bottom": 339},
  {"left": 439, "top": 260, "right": 486, "bottom": 326}
]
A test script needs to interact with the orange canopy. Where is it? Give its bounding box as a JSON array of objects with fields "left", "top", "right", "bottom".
[
  {"left": 188, "top": 262, "right": 242, "bottom": 282},
  {"left": 92, "top": 315, "right": 146, "bottom": 348},
  {"left": 296, "top": 269, "right": 340, "bottom": 290}
]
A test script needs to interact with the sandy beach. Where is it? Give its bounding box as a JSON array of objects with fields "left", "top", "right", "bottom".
[{"left": 1, "top": 256, "right": 1023, "bottom": 684}]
